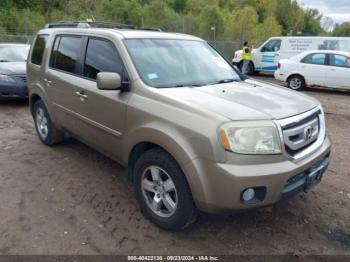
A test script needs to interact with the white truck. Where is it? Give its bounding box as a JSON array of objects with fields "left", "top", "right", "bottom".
[{"left": 232, "top": 36, "right": 350, "bottom": 75}]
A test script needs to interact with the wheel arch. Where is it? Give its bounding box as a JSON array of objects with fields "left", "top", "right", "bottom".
[
  {"left": 123, "top": 126, "right": 201, "bottom": 192},
  {"left": 29, "top": 93, "right": 42, "bottom": 116},
  {"left": 287, "top": 73, "right": 306, "bottom": 84}
]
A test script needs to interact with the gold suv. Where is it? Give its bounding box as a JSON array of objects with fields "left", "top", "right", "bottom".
[{"left": 27, "top": 22, "right": 331, "bottom": 230}]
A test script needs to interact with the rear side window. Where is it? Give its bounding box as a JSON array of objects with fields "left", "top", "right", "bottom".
[
  {"left": 330, "top": 54, "right": 350, "bottom": 68},
  {"left": 83, "top": 38, "right": 123, "bottom": 80},
  {"left": 302, "top": 53, "right": 326, "bottom": 65},
  {"left": 31, "top": 35, "right": 48, "bottom": 65},
  {"left": 50, "top": 36, "right": 83, "bottom": 74}
]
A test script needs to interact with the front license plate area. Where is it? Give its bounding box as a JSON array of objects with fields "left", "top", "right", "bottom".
[{"left": 304, "top": 169, "right": 324, "bottom": 192}]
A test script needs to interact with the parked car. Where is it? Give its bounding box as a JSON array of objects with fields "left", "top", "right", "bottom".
[
  {"left": 27, "top": 22, "right": 331, "bottom": 230},
  {"left": 0, "top": 43, "right": 30, "bottom": 98},
  {"left": 275, "top": 50, "right": 350, "bottom": 91},
  {"left": 232, "top": 36, "right": 350, "bottom": 75}
]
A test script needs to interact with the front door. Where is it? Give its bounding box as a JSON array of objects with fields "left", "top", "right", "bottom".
[
  {"left": 256, "top": 39, "right": 282, "bottom": 71},
  {"left": 71, "top": 37, "right": 131, "bottom": 160}
]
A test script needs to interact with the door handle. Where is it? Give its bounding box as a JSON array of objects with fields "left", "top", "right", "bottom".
[
  {"left": 44, "top": 78, "right": 52, "bottom": 86},
  {"left": 75, "top": 91, "right": 88, "bottom": 100}
]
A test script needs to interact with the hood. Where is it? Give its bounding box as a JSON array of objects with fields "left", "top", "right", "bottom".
[
  {"left": 157, "top": 79, "right": 319, "bottom": 121},
  {"left": 0, "top": 62, "right": 26, "bottom": 75}
]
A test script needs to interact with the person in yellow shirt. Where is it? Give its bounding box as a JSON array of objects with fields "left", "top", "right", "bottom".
[{"left": 241, "top": 41, "right": 252, "bottom": 74}]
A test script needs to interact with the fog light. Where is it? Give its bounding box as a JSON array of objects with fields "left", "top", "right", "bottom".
[{"left": 242, "top": 188, "right": 255, "bottom": 201}]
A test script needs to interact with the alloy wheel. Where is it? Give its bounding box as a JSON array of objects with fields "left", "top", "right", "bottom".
[{"left": 141, "top": 166, "right": 178, "bottom": 218}]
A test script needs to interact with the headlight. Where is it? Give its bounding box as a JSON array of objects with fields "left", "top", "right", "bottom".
[
  {"left": 0, "top": 74, "right": 16, "bottom": 83},
  {"left": 219, "top": 121, "right": 281, "bottom": 154}
]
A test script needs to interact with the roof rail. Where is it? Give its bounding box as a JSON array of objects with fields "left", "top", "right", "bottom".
[{"left": 45, "top": 21, "right": 162, "bottom": 32}]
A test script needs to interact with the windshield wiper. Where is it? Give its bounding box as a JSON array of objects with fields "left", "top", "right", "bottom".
[{"left": 0, "top": 60, "right": 10, "bottom": 62}]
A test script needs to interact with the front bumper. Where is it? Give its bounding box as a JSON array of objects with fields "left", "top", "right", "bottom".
[
  {"left": 184, "top": 136, "right": 331, "bottom": 213},
  {"left": 0, "top": 75, "right": 28, "bottom": 98},
  {"left": 0, "top": 84, "right": 28, "bottom": 98}
]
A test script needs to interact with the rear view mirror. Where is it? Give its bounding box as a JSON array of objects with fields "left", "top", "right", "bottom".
[{"left": 97, "top": 72, "right": 122, "bottom": 90}]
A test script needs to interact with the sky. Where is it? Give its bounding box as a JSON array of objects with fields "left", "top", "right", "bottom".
[{"left": 298, "top": 0, "right": 350, "bottom": 25}]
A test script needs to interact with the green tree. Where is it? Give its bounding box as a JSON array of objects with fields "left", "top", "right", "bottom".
[
  {"left": 276, "top": 0, "right": 304, "bottom": 35},
  {"left": 143, "top": 0, "right": 179, "bottom": 31},
  {"left": 197, "top": 4, "right": 225, "bottom": 40},
  {"left": 333, "top": 22, "right": 350, "bottom": 36},
  {"left": 303, "top": 8, "right": 324, "bottom": 36},
  {"left": 101, "top": 0, "right": 143, "bottom": 26}
]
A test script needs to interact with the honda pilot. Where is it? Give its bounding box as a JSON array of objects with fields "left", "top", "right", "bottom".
[{"left": 27, "top": 22, "right": 331, "bottom": 230}]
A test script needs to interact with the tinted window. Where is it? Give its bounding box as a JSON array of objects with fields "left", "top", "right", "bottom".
[
  {"left": 84, "top": 39, "right": 123, "bottom": 80},
  {"left": 31, "top": 35, "right": 48, "bottom": 65},
  {"left": 302, "top": 53, "right": 326, "bottom": 65},
  {"left": 330, "top": 54, "right": 350, "bottom": 68},
  {"left": 262, "top": 39, "right": 281, "bottom": 52},
  {"left": 51, "top": 36, "right": 82, "bottom": 74}
]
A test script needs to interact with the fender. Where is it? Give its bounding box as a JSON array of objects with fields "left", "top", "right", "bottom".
[{"left": 122, "top": 123, "right": 200, "bottom": 168}]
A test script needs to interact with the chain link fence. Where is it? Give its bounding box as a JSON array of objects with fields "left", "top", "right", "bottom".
[{"left": 0, "top": 34, "right": 34, "bottom": 44}]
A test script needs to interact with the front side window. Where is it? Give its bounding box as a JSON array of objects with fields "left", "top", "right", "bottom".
[
  {"left": 84, "top": 38, "right": 123, "bottom": 80},
  {"left": 330, "top": 54, "right": 350, "bottom": 68},
  {"left": 50, "top": 36, "right": 83, "bottom": 74},
  {"left": 261, "top": 39, "right": 281, "bottom": 52},
  {"left": 31, "top": 35, "right": 48, "bottom": 65},
  {"left": 124, "top": 39, "right": 240, "bottom": 88},
  {"left": 302, "top": 53, "right": 326, "bottom": 65},
  {"left": 0, "top": 45, "right": 29, "bottom": 62}
]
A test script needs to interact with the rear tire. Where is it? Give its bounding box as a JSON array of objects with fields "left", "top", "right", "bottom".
[
  {"left": 287, "top": 75, "right": 305, "bottom": 91},
  {"left": 33, "top": 100, "right": 64, "bottom": 145},
  {"left": 133, "top": 148, "right": 197, "bottom": 230}
]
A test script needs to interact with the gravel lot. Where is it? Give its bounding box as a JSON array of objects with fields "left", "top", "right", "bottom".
[{"left": 0, "top": 75, "right": 349, "bottom": 255}]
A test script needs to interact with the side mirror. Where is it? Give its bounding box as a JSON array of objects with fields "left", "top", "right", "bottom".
[{"left": 97, "top": 72, "right": 122, "bottom": 90}]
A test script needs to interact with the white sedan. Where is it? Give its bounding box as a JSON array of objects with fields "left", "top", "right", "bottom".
[{"left": 275, "top": 50, "right": 350, "bottom": 91}]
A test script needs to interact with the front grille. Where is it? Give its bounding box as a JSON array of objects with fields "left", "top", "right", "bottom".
[{"left": 278, "top": 108, "right": 323, "bottom": 158}]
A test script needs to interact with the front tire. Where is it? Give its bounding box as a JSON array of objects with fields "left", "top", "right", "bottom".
[
  {"left": 134, "top": 148, "right": 197, "bottom": 230},
  {"left": 287, "top": 75, "right": 305, "bottom": 91},
  {"left": 33, "top": 100, "right": 64, "bottom": 145}
]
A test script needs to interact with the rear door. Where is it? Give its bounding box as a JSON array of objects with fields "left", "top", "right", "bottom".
[
  {"left": 45, "top": 35, "right": 86, "bottom": 135},
  {"left": 325, "top": 53, "right": 350, "bottom": 89},
  {"left": 299, "top": 53, "right": 327, "bottom": 86}
]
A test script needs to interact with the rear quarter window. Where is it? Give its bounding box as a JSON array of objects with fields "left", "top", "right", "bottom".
[{"left": 31, "top": 35, "right": 48, "bottom": 65}]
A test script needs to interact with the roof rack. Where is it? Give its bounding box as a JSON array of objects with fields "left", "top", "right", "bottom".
[{"left": 45, "top": 21, "right": 162, "bottom": 32}]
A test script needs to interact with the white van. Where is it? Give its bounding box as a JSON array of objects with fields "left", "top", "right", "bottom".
[{"left": 232, "top": 37, "right": 350, "bottom": 75}]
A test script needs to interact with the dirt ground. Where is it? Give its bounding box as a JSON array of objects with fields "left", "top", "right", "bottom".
[{"left": 0, "top": 76, "right": 349, "bottom": 255}]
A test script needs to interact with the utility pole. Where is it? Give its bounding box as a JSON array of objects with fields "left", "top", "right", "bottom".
[{"left": 211, "top": 26, "right": 216, "bottom": 48}]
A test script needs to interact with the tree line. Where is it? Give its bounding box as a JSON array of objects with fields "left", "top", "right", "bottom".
[{"left": 0, "top": 0, "right": 349, "bottom": 45}]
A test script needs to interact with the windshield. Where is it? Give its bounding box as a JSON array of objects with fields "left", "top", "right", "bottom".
[
  {"left": 0, "top": 45, "right": 30, "bottom": 62},
  {"left": 124, "top": 39, "right": 241, "bottom": 88}
]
